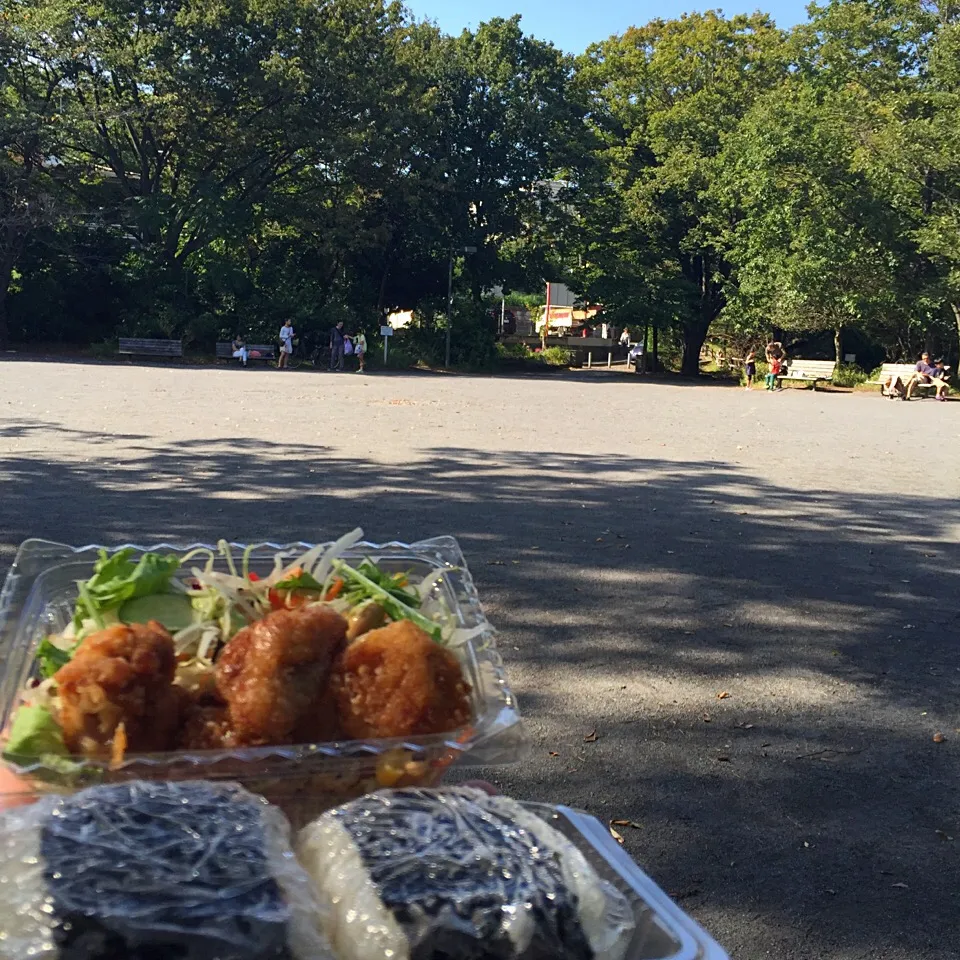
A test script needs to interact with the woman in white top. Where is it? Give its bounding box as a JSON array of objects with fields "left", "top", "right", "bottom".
[
  {"left": 231, "top": 336, "right": 248, "bottom": 366},
  {"left": 278, "top": 320, "right": 294, "bottom": 369}
]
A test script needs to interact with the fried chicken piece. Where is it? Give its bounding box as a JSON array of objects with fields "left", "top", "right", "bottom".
[
  {"left": 54, "top": 621, "right": 180, "bottom": 756},
  {"left": 178, "top": 700, "right": 232, "bottom": 750},
  {"left": 215, "top": 604, "right": 347, "bottom": 746},
  {"left": 331, "top": 620, "right": 472, "bottom": 740}
]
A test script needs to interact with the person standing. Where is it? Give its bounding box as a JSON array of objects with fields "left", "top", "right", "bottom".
[
  {"left": 329, "top": 320, "right": 345, "bottom": 372},
  {"left": 278, "top": 319, "right": 294, "bottom": 369},
  {"left": 353, "top": 331, "right": 368, "bottom": 373},
  {"left": 743, "top": 347, "right": 757, "bottom": 390}
]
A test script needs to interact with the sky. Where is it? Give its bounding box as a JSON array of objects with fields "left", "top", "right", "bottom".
[{"left": 406, "top": 0, "right": 813, "bottom": 53}]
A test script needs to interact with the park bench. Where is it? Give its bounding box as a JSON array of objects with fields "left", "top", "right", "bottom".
[
  {"left": 118, "top": 337, "right": 183, "bottom": 358},
  {"left": 777, "top": 358, "right": 835, "bottom": 390},
  {"left": 871, "top": 362, "right": 945, "bottom": 397},
  {"left": 216, "top": 342, "right": 277, "bottom": 362}
]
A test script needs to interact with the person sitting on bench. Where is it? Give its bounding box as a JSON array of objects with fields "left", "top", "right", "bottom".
[
  {"left": 232, "top": 336, "right": 249, "bottom": 366},
  {"left": 905, "top": 352, "right": 949, "bottom": 400},
  {"left": 881, "top": 370, "right": 906, "bottom": 399}
]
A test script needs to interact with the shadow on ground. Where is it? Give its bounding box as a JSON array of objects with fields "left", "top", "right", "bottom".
[{"left": 1, "top": 421, "right": 958, "bottom": 959}]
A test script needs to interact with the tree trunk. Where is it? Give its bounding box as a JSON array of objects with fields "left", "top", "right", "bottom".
[
  {"left": 952, "top": 304, "right": 960, "bottom": 358},
  {"left": 679, "top": 253, "right": 722, "bottom": 376},
  {"left": 0, "top": 288, "right": 8, "bottom": 350},
  {"left": 652, "top": 325, "right": 659, "bottom": 372},
  {"left": 834, "top": 325, "right": 843, "bottom": 367},
  {"left": 0, "top": 244, "right": 20, "bottom": 349},
  {"left": 680, "top": 317, "right": 711, "bottom": 376}
]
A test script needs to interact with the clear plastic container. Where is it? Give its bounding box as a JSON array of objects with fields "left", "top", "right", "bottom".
[
  {"left": 536, "top": 804, "right": 729, "bottom": 960},
  {"left": 0, "top": 537, "right": 526, "bottom": 822}
]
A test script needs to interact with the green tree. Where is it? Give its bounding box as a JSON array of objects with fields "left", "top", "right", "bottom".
[
  {"left": 720, "top": 81, "right": 907, "bottom": 363},
  {"left": 574, "top": 12, "right": 788, "bottom": 374},
  {"left": 0, "top": 0, "right": 72, "bottom": 345},
  {"left": 795, "top": 0, "right": 960, "bottom": 357}
]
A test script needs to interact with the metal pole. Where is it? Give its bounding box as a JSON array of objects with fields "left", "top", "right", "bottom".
[
  {"left": 542, "top": 282, "right": 551, "bottom": 350},
  {"left": 384, "top": 335, "right": 388, "bottom": 366},
  {"left": 445, "top": 251, "right": 454, "bottom": 368},
  {"left": 501, "top": 297, "right": 505, "bottom": 334}
]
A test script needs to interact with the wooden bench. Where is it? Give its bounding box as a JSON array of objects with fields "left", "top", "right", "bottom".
[
  {"left": 777, "top": 359, "right": 836, "bottom": 390},
  {"left": 871, "top": 362, "right": 948, "bottom": 397},
  {"left": 216, "top": 342, "right": 277, "bottom": 362},
  {"left": 118, "top": 338, "right": 183, "bottom": 358}
]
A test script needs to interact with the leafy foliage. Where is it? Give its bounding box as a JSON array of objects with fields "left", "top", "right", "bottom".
[{"left": 0, "top": 1, "right": 958, "bottom": 367}]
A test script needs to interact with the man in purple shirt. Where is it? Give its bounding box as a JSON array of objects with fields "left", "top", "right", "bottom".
[{"left": 906, "top": 352, "right": 950, "bottom": 400}]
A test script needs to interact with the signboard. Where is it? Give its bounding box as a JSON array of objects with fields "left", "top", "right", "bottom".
[{"left": 380, "top": 325, "right": 394, "bottom": 337}]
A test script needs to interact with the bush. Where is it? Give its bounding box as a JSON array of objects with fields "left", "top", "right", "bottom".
[
  {"left": 380, "top": 345, "right": 418, "bottom": 369},
  {"left": 540, "top": 346, "right": 574, "bottom": 366},
  {"left": 831, "top": 363, "right": 868, "bottom": 387},
  {"left": 496, "top": 341, "right": 536, "bottom": 361}
]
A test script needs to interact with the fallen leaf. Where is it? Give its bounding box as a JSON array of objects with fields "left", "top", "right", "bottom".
[
  {"left": 891, "top": 882, "right": 909, "bottom": 889},
  {"left": 487, "top": 560, "right": 505, "bottom": 566},
  {"left": 803, "top": 841, "right": 810, "bottom": 848},
  {"left": 595, "top": 537, "right": 604, "bottom": 543},
  {"left": 583, "top": 730, "right": 598, "bottom": 743},
  {"left": 933, "top": 732, "right": 946, "bottom": 743},
  {"left": 609, "top": 825, "right": 625, "bottom": 844},
  {"left": 717, "top": 691, "right": 731, "bottom": 700},
  {"left": 611, "top": 819, "right": 632, "bottom": 827},
  {"left": 735, "top": 722, "right": 754, "bottom": 730},
  {"left": 548, "top": 751, "right": 560, "bottom": 757},
  {"left": 702, "top": 714, "right": 712, "bottom": 722},
  {"left": 510, "top": 560, "right": 520, "bottom": 565},
  {"left": 666, "top": 549, "right": 675, "bottom": 554},
  {"left": 935, "top": 830, "right": 954, "bottom": 842}
]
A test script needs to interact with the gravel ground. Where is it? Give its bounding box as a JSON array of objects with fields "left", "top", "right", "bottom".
[{"left": 1, "top": 358, "right": 959, "bottom": 960}]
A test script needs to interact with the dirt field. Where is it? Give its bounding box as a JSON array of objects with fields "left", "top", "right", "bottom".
[{"left": 1, "top": 358, "right": 958, "bottom": 959}]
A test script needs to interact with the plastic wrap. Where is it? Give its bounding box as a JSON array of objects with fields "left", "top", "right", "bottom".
[
  {"left": 0, "top": 780, "right": 332, "bottom": 960},
  {"left": 0, "top": 538, "right": 526, "bottom": 823},
  {"left": 297, "top": 786, "right": 635, "bottom": 960}
]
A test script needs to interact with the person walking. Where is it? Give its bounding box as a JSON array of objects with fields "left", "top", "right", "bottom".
[
  {"left": 278, "top": 319, "right": 294, "bottom": 369},
  {"left": 353, "top": 331, "right": 368, "bottom": 373},
  {"left": 329, "top": 320, "right": 345, "bottom": 372}
]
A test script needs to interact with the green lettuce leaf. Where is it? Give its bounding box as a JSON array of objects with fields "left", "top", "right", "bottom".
[
  {"left": 3, "top": 704, "right": 68, "bottom": 761},
  {"left": 73, "top": 548, "right": 180, "bottom": 629},
  {"left": 273, "top": 569, "right": 324, "bottom": 593},
  {"left": 36, "top": 637, "right": 72, "bottom": 678}
]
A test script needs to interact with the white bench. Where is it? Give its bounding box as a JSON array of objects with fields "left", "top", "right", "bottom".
[
  {"left": 216, "top": 342, "right": 276, "bottom": 361},
  {"left": 118, "top": 338, "right": 183, "bottom": 358},
  {"left": 871, "top": 362, "right": 945, "bottom": 397},
  {"left": 777, "top": 359, "right": 836, "bottom": 390}
]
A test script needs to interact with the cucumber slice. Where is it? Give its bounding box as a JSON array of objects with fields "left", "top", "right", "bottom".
[{"left": 119, "top": 593, "right": 195, "bottom": 632}]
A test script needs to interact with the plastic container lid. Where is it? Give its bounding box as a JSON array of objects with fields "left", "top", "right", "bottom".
[{"left": 0, "top": 537, "right": 526, "bottom": 818}]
